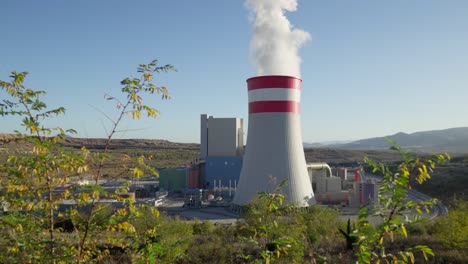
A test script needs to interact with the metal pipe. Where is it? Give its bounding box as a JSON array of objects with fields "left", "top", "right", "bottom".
[{"left": 306, "top": 162, "right": 332, "bottom": 177}]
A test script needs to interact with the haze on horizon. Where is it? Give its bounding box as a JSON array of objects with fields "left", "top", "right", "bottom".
[{"left": 1, "top": 1, "right": 467, "bottom": 143}]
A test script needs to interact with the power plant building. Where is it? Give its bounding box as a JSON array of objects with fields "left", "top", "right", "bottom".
[
  {"left": 192, "top": 107, "right": 378, "bottom": 209},
  {"left": 159, "top": 168, "right": 187, "bottom": 191},
  {"left": 197, "top": 114, "right": 244, "bottom": 195},
  {"left": 200, "top": 114, "right": 244, "bottom": 158},
  {"left": 204, "top": 156, "right": 242, "bottom": 189},
  {"left": 326, "top": 176, "right": 342, "bottom": 193},
  {"left": 349, "top": 181, "right": 379, "bottom": 207},
  {"left": 314, "top": 175, "right": 342, "bottom": 194},
  {"left": 334, "top": 167, "right": 348, "bottom": 181}
]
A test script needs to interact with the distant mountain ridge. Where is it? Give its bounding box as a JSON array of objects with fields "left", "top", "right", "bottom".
[
  {"left": 307, "top": 127, "right": 468, "bottom": 154},
  {"left": 303, "top": 140, "right": 352, "bottom": 148}
]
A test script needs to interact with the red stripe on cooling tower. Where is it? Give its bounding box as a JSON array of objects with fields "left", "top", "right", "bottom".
[
  {"left": 247, "top": 76, "right": 302, "bottom": 90},
  {"left": 249, "top": 101, "right": 300, "bottom": 113}
]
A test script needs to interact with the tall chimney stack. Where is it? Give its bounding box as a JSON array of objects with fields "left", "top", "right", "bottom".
[{"left": 233, "top": 75, "right": 315, "bottom": 207}]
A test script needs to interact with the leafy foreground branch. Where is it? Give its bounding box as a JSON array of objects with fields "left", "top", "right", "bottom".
[
  {"left": 0, "top": 60, "right": 176, "bottom": 263},
  {"left": 352, "top": 141, "right": 450, "bottom": 263}
]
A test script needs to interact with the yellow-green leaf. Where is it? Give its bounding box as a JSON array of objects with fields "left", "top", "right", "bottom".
[{"left": 133, "top": 167, "right": 143, "bottom": 177}]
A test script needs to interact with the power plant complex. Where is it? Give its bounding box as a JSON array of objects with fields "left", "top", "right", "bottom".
[
  {"left": 158, "top": 76, "right": 379, "bottom": 210},
  {"left": 49, "top": 75, "right": 379, "bottom": 216},
  {"left": 85, "top": 0, "right": 379, "bottom": 212}
]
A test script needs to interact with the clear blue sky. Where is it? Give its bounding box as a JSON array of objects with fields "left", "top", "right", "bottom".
[{"left": 1, "top": 1, "right": 467, "bottom": 143}]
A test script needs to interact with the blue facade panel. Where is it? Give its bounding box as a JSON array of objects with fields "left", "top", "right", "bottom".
[{"left": 203, "top": 156, "right": 242, "bottom": 189}]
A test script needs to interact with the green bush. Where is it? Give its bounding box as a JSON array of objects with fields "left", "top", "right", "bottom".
[
  {"left": 128, "top": 208, "right": 192, "bottom": 264},
  {"left": 183, "top": 224, "right": 247, "bottom": 264},
  {"left": 192, "top": 219, "right": 215, "bottom": 235},
  {"left": 431, "top": 200, "right": 468, "bottom": 251},
  {"left": 300, "top": 205, "right": 342, "bottom": 246}
]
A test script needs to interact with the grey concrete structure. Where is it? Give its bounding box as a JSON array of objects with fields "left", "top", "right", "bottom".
[{"left": 200, "top": 115, "right": 244, "bottom": 158}]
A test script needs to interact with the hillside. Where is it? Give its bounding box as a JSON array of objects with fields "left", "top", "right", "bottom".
[
  {"left": 323, "top": 127, "right": 468, "bottom": 154},
  {"left": 1, "top": 134, "right": 402, "bottom": 166},
  {"left": 61, "top": 137, "right": 199, "bottom": 151},
  {"left": 2, "top": 133, "right": 466, "bottom": 203},
  {"left": 0, "top": 135, "right": 200, "bottom": 175},
  {"left": 304, "top": 148, "right": 401, "bottom": 167}
]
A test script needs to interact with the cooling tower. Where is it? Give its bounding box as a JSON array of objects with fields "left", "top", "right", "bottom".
[{"left": 233, "top": 75, "right": 315, "bottom": 207}]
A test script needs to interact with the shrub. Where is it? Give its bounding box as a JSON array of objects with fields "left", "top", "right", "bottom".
[{"left": 431, "top": 199, "right": 468, "bottom": 251}]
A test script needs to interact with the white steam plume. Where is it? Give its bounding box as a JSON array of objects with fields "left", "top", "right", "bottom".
[{"left": 246, "top": 0, "right": 310, "bottom": 78}]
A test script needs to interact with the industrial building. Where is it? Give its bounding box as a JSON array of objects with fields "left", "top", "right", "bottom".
[
  {"left": 157, "top": 105, "right": 378, "bottom": 210},
  {"left": 311, "top": 166, "right": 379, "bottom": 207},
  {"left": 333, "top": 167, "right": 348, "bottom": 181},
  {"left": 175, "top": 114, "right": 245, "bottom": 202},
  {"left": 200, "top": 114, "right": 244, "bottom": 158},
  {"left": 159, "top": 167, "right": 187, "bottom": 192},
  {"left": 204, "top": 156, "right": 242, "bottom": 191}
]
